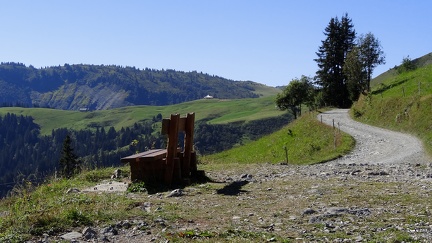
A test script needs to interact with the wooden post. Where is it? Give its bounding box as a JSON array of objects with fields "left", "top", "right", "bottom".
[
  {"left": 332, "top": 119, "right": 335, "bottom": 129},
  {"left": 164, "top": 113, "right": 180, "bottom": 185},
  {"left": 182, "top": 112, "right": 195, "bottom": 178}
]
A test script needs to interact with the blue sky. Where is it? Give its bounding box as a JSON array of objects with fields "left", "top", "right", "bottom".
[{"left": 1, "top": 1, "right": 431, "bottom": 87}]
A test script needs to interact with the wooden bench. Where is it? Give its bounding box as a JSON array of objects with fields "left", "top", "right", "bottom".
[{"left": 121, "top": 113, "right": 197, "bottom": 185}]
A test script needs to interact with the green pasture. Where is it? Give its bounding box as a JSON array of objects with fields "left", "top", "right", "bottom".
[{"left": 0, "top": 96, "right": 284, "bottom": 135}]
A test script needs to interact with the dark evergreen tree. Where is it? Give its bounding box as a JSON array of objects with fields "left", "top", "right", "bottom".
[
  {"left": 315, "top": 13, "right": 356, "bottom": 108},
  {"left": 59, "top": 135, "right": 80, "bottom": 178}
]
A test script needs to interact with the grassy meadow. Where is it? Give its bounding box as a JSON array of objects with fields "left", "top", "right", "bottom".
[{"left": 0, "top": 95, "right": 284, "bottom": 135}]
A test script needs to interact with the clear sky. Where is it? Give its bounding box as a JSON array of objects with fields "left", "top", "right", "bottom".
[{"left": 1, "top": 0, "right": 431, "bottom": 87}]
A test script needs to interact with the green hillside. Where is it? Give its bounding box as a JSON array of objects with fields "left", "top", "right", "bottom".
[
  {"left": 371, "top": 52, "right": 432, "bottom": 87},
  {"left": 0, "top": 96, "right": 284, "bottom": 135},
  {"left": 203, "top": 111, "right": 354, "bottom": 166},
  {"left": 0, "top": 63, "right": 280, "bottom": 110},
  {"left": 352, "top": 59, "right": 432, "bottom": 155}
]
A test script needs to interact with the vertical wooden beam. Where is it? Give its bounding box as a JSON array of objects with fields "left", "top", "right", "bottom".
[
  {"left": 182, "top": 112, "right": 195, "bottom": 177},
  {"left": 164, "top": 113, "right": 180, "bottom": 185}
]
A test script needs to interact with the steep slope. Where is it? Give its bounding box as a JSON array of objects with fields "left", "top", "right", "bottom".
[
  {"left": 371, "top": 52, "right": 432, "bottom": 87},
  {"left": 352, "top": 58, "right": 432, "bottom": 155},
  {"left": 0, "top": 63, "right": 280, "bottom": 110}
]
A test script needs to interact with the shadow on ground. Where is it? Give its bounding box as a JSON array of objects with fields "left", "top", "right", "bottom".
[{"left": 216, "top": 180, "right": 249, "bottom": 196}]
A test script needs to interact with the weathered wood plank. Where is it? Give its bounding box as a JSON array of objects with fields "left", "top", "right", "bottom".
[
  {"left": 120, "top": 149, "right": 166, "bottom": 163},
  {"left": 164, "top": 113, "right": 180, "bottom": 185},
  {"left": 182, "top": 112, "right": 195, "bottom": 177}
]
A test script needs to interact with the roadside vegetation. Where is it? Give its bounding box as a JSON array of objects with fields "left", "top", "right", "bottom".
[
  {"left": 352, "top": 59, "right": 432, "bottom": 155},
  {"left": 203, "top": 111, "right": 354, "bottom": 166}
]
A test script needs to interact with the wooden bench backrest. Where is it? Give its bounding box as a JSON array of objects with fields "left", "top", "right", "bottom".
[{"left": 161, "top": 116, "right": 189, "bottom": 135}]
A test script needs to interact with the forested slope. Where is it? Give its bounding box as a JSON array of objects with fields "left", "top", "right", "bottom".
[{"left": 0, "top": 62, "right": 279, "bottom": 110}]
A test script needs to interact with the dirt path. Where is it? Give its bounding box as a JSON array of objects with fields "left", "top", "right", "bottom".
[{"left": 319, "top": 109, "right": 430, "bottom": 165}]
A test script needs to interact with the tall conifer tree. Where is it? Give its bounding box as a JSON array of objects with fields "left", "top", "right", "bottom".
[
  {"left": 59, "top": 135, "right": 80, "bottom": 178},
  {"left": 315, "top": 13, "right": 356, "bottom": 108}
]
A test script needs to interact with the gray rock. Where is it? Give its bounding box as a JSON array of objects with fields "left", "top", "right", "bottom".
[
  {"left": 60, "top": 231, "right": 82, "bottom": 240},
  {"left": 111, "top": 169, "right": 122, "bottom": 179},
  {"left": 348, "top": 208, "right": 371, "bottom": 216},
  {"left": 302, "top": 208, "right": 317, "bottom": 216},
  {"left": 66, "top": 188, "right": 80, "bottom": 194},
  {"left": 325, "top": 207, "right": 349, "bottom": 215},
  {"left": 166, "top": 189, "right": 183, "bottom": 197},
  {"left": 240, "top": 174, "right": 253, "bottom": 180},
  {"left": 82, "top": 227, "right": 97, "bottom": 240},
  {"left": 101, "top": 225, "right": 118, "bottom": 235},
  {"left": 368, "top": 171, "right": 389, "bottom": 176}
]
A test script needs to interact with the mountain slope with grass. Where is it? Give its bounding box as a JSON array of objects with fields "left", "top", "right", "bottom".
[
  {"left": 0, "top": 63, "right": 280, "bottom": 110},
  {"left": 352, "top": 54, "right": 432, "bottom": 156},
  {"left": 0, "top": 96, "right": 284, "bottom": 136}
]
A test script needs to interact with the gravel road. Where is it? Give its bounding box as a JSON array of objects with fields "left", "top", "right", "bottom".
[{"left": 319, "top": 109, "right": 430, "bottom": 165}]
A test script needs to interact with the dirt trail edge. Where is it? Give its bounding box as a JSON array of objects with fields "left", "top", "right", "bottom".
[{"left": 319, "top": 109, "right": 430, "bottom": 164}]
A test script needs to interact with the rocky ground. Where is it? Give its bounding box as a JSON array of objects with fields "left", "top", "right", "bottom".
[{"left": 29, "top": 110, "right": 432, "bottom": 242}]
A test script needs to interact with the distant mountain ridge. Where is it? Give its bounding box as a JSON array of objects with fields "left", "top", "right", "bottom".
[{"left": 0, "top": 63, "right": 278, "bottom": 110}]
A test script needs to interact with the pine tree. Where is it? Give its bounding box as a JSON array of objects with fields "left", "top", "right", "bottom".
[
  {"left": 59, "top": 135, "right": 80, "bottom": 178},
  {"left": 315, "top": 13, "right": 356, "bottom": 108}
]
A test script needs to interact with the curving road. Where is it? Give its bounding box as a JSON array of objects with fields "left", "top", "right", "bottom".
[{"left": 319, "top": 109, "right": 430, "bottom": 165}]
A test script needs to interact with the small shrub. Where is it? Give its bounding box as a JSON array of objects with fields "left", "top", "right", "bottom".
[
  {"left": 64, "top": 209, "right": 92, "bottom": 227},
  {"left": 127, "top": 182, "right": 147, "bottom": 193},
  {"left": 353, "top": 108, "right": 363, "bottom": 118}
]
